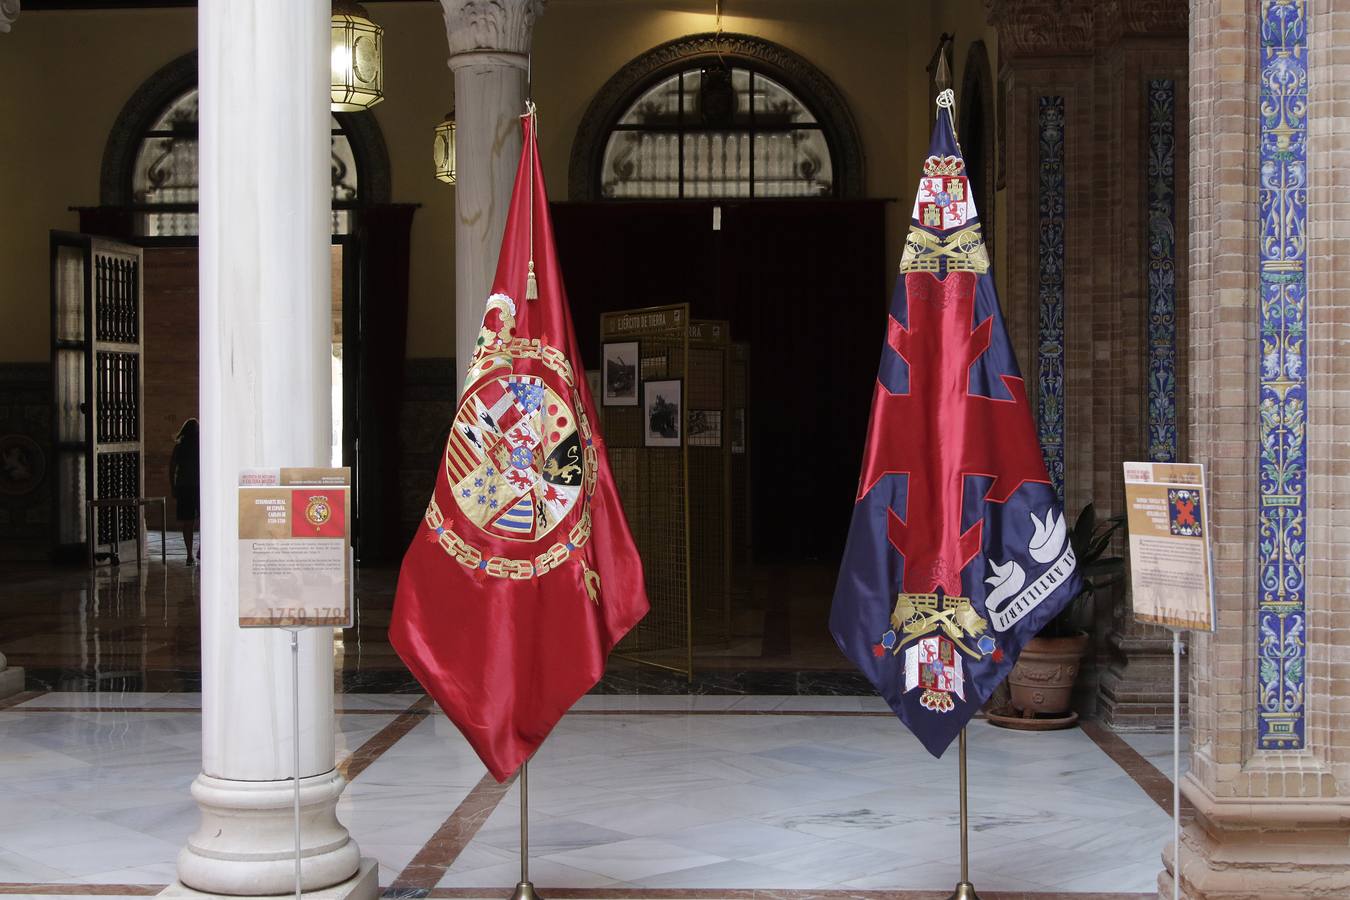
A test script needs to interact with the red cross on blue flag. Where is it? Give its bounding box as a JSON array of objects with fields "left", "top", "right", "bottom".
[{"left": 830, "top": 95, "right": 1082, "bottom": 757}]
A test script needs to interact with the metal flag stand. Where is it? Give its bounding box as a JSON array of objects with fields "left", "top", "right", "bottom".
[
  {"left": 510, "top": 759, "right": 540, "bottom": 900},
  {"left": 946, "top": 727, "right": 980, "bottom": 900},
  {"left": 286, "top": 626, "right": 304, "bottom": 900},
  {"left": 1170, "top": 628, "right": 1183, "bottom": 900}
]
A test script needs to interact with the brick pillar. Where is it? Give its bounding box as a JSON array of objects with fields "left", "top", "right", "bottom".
[
  {"left": 1091, "top": 5, "right": 1194, "bottom": 731},
  {"left": 991, "top": 0, "right": 1191, "bottom": 722},
  {"left": 1166, "top": 0, "right": 1350, "bottom": 895}
]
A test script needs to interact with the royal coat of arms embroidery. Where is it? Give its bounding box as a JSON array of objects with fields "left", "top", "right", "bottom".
[
  {"left": 904, "top": 635, "right": 965, "bottom": 713},
  {"left": 391, "top": 107, "right": 649, "bottom": 782}
]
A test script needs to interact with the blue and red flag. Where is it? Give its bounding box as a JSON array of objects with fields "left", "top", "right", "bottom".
[{"left": 830, "top": 94, "right": 1081, "bottom": 758}]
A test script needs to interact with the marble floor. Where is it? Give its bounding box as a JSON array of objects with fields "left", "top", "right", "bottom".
[
  {"left": 0, "top": 690, "right": 1187, "bottom": 900},
  {"left": 0, "top": 548, "right": 856, "bottom": 696}
]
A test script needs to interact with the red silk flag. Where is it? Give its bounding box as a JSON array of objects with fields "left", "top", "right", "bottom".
[{"left": 390, "top": 109, "right": 649, "bottom": 781}]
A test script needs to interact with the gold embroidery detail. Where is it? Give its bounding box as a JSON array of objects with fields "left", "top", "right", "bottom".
[
  {"left": 898, "top": 225, "right": 991, "bottom": 274},
  {"left": 429, "top": 336, "right": 597, "bottom": 580},
  {"left": 922, "top": 154, "right": 966, "bottom": 177},
  {"left": 580, "top": 557, "right": 602, "bottom": 605},
  {"left": 889, "top": 592, "right": 986, "bottom": 659},
  {"left": 426, "top": 497, "right": 593, "bottom": 579}
]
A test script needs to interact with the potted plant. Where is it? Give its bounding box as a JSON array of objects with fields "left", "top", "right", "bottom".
[{"left": 991, "top": 502, "right": 1125, "bottom": 729}]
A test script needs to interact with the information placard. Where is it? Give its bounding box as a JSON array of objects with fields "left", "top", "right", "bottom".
[
  {"left": 238, "top": 467, "right": 352, "bottom": 628},
  {"left": 1122, "top": 461, "right": 1215, "bottom": 631}
]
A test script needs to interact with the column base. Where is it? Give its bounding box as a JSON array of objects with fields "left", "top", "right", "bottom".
[
  {"left": 161, "top": 858, "right": 377, "bottom": 900},
  {"left": 0, "top": 665, "right": 24, "bottom": 699},
  {"left": 1098, "top": 626, "right": 1187, "bottom": 731},
  {"left": 1160, "top": 779, "right": 1350, "bottom": 898},
  {"left": 177, "top": 770, "right": 362, "bottom": 896}
]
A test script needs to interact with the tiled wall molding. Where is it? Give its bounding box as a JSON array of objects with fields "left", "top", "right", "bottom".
[{"left": 1256, "top": 0, "right": 1308, "bottom": 751}]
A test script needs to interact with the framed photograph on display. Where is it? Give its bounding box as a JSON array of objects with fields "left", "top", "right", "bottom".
[
  {"left": 643, "top": 378, "right": 683, "bottom": 448},
  {"left": 602, "top": 341, "right": 639, "bottom": 406},
  {"left": 688, "top": 409, "right": 721, "bottom": 448}
]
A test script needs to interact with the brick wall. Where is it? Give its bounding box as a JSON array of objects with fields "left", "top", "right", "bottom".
[
  {"left": 1164, "top": 0, "right": 1350, "bottom": 894},
  {"left": 993, "top": 0, "right": 1191, "bottom": 726},
  {"left": 142, "top": 247, "right": 199, "bottom": 530}
]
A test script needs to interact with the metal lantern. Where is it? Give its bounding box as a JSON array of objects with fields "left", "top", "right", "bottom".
[
  {"left": 331, "top": 0, "right": 384, "bottom": 111},
  {"left": 434, "top": 111, "right": 457, "bottom": 184}
]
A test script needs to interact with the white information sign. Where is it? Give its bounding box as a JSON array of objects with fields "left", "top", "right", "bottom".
[
  {"left": 237, "top": 467, "right": 352, "bottom": 628},
  {"left": 1122, "top": 461, "right": 1215, "bottom": 632}
]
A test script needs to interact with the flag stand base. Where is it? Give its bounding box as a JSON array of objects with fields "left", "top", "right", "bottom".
[
  {"left": 509, "top": 760, "right": 542, "bottom": 900},
  {"left": 510, "top": 881, "right": 541, "bottom": 900},
  {"left": 945, "top": 728, "right": 981, "bottom": 900},
  {"left": 946, "top": 881, "right": 981, "bottom": 900}
]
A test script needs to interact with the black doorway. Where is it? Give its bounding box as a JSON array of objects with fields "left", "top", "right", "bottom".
[{"left": 552, "top": 199, "right": 887, "bottom": 563}]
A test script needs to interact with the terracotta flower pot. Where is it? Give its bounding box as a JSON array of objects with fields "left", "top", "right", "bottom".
[{"left": 1007, "top": 632, "right": 1090, "bottom": 718}]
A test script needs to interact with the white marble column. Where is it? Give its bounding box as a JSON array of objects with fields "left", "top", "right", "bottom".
[
  {"left": 440, "top": 0, "right": 545, "bottom": 389},
  {"left": 171, "top": 2, "right": 371, "bottom": 896},
  {"left": 0, "top": 651, "right": 22, "bottom": 699},
  {"left": 0, "top": 1, "right": 18, "bottom": 34}
]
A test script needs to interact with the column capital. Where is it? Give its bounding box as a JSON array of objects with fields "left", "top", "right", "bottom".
[
  {"left": 0, "top": 1, "right": 20, "bottom": 34},
  {"left": 988, "top": 0, "right": 1096, "bottom": 59},
  {"left": 439, "top": 0, "right": 546, "bottom": 60}
]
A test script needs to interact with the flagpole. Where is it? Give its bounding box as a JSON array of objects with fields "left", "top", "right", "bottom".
[
  {"left": 510, "top": 759, "right": 540, "bottom": 900},
  {"left": 946, "top": 727, "right": 980, "bottom": 900}
]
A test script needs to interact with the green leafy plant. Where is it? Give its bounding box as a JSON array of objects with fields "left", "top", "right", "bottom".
[{"left": 1038, "top": 502, "right": 1126, "bottom": 639}]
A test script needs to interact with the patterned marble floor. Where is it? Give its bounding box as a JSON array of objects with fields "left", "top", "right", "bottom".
[
  {"left": 0, "top": 691, "right": 1185, "bottom": 899},
  {"left": 0, "top": 550, "right": 857, "bottom": 696}
]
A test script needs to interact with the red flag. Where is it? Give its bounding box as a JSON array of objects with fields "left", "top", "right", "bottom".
[{"left": 390, "top": 109, "right": 649, "bottom": 781}]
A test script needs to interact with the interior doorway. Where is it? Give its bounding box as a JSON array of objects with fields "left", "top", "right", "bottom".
[
  {"left": 553, "top": 198, "right": 887, "bottom": 672},
  {"left": 138, "top": 244, "right": 352, "bottom": 537}
]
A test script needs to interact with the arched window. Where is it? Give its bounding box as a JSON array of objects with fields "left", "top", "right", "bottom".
[
  {"left": 102, "top": 52, "right": 391, "bottom": 238},
  {"left": 570, "top": 34, "right": 864, "bottom": 201}
]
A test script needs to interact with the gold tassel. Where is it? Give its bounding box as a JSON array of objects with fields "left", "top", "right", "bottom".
[{"left": 525, "top": 261, "right": 538, "bottom": 300}]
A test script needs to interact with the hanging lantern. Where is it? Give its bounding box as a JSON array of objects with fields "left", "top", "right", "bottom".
[
  {"left": 331, "top": 0, "right": 384, "bottom": 111},
  {"left": 433, "top": 111, "right": 457, "bottom": 184}
]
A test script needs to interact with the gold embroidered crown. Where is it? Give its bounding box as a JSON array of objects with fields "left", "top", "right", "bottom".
[{"left": 922, "top": 155, "right": 965, "bottom": 177}]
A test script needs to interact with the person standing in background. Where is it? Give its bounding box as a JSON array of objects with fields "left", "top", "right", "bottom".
[{"left": 169, "top": 418, "right": 200, "bottom": 565}]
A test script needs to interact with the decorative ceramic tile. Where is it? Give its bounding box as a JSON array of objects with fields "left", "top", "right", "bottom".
[
  {"left": 1146, "top": 79, "right": 1178, "bottom": 463},
  {"left": 1037, "top": 96, "right": 1067, "bottom": 498},
  {"left": 1257, "top": 0, "right": 1308, "bottom": 750}
]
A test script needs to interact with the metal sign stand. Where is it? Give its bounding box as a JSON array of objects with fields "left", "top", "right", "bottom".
[
  {"left": 1170, "top": 628, "right": 1184, "bottom": 900},
  {"left": 946, "top": 727, "right": 980, "bottom": 900},
  {"left": 510, "top": 759, "right": 540, "bottom": 899},
  {"left": 286, "top": 626, "right": 304, "bottom": 900}
]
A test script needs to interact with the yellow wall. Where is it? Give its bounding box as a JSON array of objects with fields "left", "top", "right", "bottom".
[
  {"left": 0, "top": 0, "right": 997, "bottom": 364},
  {"left": 0, "top": 8, "right": 197, "bottom": 363}
]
